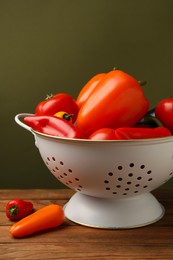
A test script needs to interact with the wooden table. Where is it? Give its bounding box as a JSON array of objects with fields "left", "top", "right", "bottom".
[{"left": 0, "top": 189, "right": 173, "bottom": 259}]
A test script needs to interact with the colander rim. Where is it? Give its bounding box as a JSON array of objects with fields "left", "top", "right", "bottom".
[{"left": 32, "top": 128, "right": 173, "bottom": 144}]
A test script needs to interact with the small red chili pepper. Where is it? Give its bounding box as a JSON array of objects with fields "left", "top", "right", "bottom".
[
  {"left": 114, "top": 126, "right": 172, "bottom": 140},
  {"left": 6, "top": 199, "right": 34, "bottom": 221},
  {"left": 24, "top": 115, "right": 83, "bottom": 138}
]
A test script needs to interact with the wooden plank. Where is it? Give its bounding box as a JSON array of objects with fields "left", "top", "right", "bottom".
[
  {"left": 1, "top": 225, "right": 173, "bottom": 244},
  {"left": 0, "top": 243, "right": 173, "bottom": 260},
  {"left": 0, "top": 189, "right": 74, "bottom": 200},
  {"left": 0, "top": 188, "right": 172, "bottom": 200}
]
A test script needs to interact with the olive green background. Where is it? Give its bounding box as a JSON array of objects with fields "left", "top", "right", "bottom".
[{"left": 1, "top": 0, "right": 173, "bottom": 189}]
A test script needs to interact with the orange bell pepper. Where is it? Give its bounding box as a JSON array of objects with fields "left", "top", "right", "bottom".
[
  {"left": 76, "top": 73, "right": 106, "bottom": 109},
  {"left": 76, "top": 69, "right": 149, "bottom": 136}
]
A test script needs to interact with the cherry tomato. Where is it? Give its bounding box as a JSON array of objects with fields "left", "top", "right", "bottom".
[
  {"left": 88, "top": 128, "right": 116, "bottom": 140},
  {"left": 35, "top": 93, "right": 79, "bottom": 123},
  {"left": 76, "top": 73, "right": 106, "bottom": 109},
  {"left": 155, "top": 97, "right": 173, "bottom": 132},
  {"left": 76, "top": 69, "right": 149, "bottom": 136}
]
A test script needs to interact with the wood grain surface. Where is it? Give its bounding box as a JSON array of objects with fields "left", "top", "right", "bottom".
[{"left": 0, "top": 189, "right": 173, "bottom": 259}]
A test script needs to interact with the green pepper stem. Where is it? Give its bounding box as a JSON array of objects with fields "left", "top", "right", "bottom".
[
  {"left": 45, "top": 94, "right": 54, "bottom": 100},
  {"left": 9, "top": 206, "right": 18, "bottom": 216},
  {"left": 63, "top": 113, "right": 73, "bottom": 121},
  {"left": 112, "top": 67, "right": 119, "bottom": 70},
  {"left": 138, "top": 80, "right": 147, "bottom": 86}
]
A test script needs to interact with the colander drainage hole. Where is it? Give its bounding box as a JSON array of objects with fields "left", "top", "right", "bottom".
[
  {"left": 129, "top": 163, "right": 134, "bottom": 167},
  {"left": 140, "top": 165, "right": 145, "bottom": 169}
]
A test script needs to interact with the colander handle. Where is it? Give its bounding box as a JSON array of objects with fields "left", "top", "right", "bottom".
[
  {"left": 15, "top": 113, "right": 39, "bottom": 148},
  {"left": 15, "top": 113, "right": 34, "bottom": 133}
]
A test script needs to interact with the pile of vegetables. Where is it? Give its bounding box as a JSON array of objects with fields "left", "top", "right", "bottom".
[{"left": 24, "top": 68, "right": 173, "bottom": 140}]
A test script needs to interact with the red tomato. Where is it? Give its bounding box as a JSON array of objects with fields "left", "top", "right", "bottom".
[
  {"left": 155, "top": 97, "right": 173, "bottom": 132},
  {"left": 35, "top": 93, "right": 79, "bottom": 123},
  {"left": 76, "top": 73, "right": 106, "bottom": 109},
  {"left": 88, "top": 128, "right": 116, "bottom": 140},
  {"left": 76, "top": 70, "right": 149, "bottom": 136}
]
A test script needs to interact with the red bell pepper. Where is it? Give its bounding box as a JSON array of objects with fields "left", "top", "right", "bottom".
[
  {"left": 76, "top": 69, "right": 149, "bottom": 136},
  {"left": 114, "top": 126, "right": 172, "bottom": 140},
  {"left": 24, "top": 115, "right": 83, "bottom": 138},
  {"left": 6, "top": 199, "right": 34, "bottom": 221}
]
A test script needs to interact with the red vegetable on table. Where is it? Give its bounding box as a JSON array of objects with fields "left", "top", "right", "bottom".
[{"left": 6, "top": 199, "right": 34, "bottom": 221}]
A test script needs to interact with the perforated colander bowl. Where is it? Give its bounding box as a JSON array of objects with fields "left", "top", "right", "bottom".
[{"left": 15, "top": 113, "right": 173, "bottom": 229}]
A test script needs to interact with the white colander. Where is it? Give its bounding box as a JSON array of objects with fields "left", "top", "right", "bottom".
[{"left": 15, "top": 113, "right": 173, "bottom": 229}]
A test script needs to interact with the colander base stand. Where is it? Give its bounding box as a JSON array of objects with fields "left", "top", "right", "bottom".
[{"left": 64, "top": 192, "right": 165, "bottom": 229}]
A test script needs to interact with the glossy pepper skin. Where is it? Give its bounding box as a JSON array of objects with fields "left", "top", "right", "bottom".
[
  {"left": 88, "top": 128, "right": 116, "bottom": 140},
  {"left": 35, "top": 93, "right": 79, "bottom": 123},
  {"left": 24, "top": 115, "right": 83, "bottom": 138},
  {"left": 114, "top": 127, "right": 172, "bottom": 140},
  {"left": 76, "top": 73, "right": 106, "bottom": 109},
  {"left": 6, "top": 199, "right": 33, "bottom": 221},
  {"left": 88, "top": 126, "right": 172, "bottom": 140},
  {"left": 76, "top": 69, "right": 149, "bottom": 136}
]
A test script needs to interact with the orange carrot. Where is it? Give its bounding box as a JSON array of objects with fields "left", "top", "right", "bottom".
[{"left": 10, "top": 204, "right": 64, "bottom": 238}]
